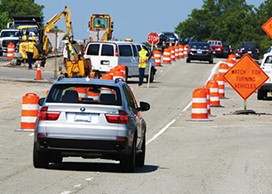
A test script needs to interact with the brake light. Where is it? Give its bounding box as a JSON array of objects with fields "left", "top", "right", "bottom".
[
  {"left": 39, "top": 107, "right": 60, "bottom": 121},
  {"left": 105, "top": 110, "right": 129, "bottom": 124},
  {"left": 115, "top": 49, "right": 119, "bottom": 56}
]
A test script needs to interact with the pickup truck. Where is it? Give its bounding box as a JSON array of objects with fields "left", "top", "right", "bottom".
[
  {"left": 207, "top": 40, "right": 223, "bottom": 57},
  {"left": 0, "top": 29, "right": 20, "bottom": 56},
  {"left": 257, "top": 52, "right": 272, "bottom": 100}
]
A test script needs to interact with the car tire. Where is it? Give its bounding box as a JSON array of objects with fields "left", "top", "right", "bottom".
[
  {"left": 257, "top": 90, "right": 265, "bottom": 100},
  {"left": 186, "top": 58, "right": 190, "bottom": 63},
  {"left": 33, "top": 142, "right": 49, "bottom": 168},
  {"left": 209, "top": 59, "right": 213, "bottom": 64},
  {"left": 120, "top": 139, "right": 136, "bottom": 172},
  {"left": 136, "top": 136, "right": 146, "bottom": 167}
]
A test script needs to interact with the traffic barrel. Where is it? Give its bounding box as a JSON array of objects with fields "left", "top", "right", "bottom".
[
  {"left": 228, "top": 53, "right": 236, "bottom": 61},
  {"left": 174, "top": 46, "right": 179, "bottom": 59},
  {"left": 18, "top": 93, "right": 39, "bottom": 131},
  {"left": 115, "top": 64, "right": 126, "bottom": 75},
  {"left": 226, "top": 58, "right": 236, "bottom": 68},
  {"left": 170, "top": 46, "right": 175, "bottom": 61},
  {"left": 87, "top": 88, "right": 100, "bottom": 102},
  {"left": 219, "top": 62, "right": 229, "bottom": 81},
  {"left": 101, "top": 73, "right": 113, "bottom": 80},
  {"left": 35, "top": 62, "right": 43, "bottom": 80},
  {"left": 153, "top": 50, "right": 162, "bottom": 66},
  {"left": 178, "top": 45, "right": 184, "bottom": 58},
  {"left": 162, "top": 48, "right": 171, "bottom": 64},
  {"left": 206, "top": 80, "right": 220, "bottom": 107},
  {"left": 202, "top": 87, "right": 211, "bottom": 115},
  {"left": 113, "top": 70, "right": 126, "bottom": 81},
  {"left": 213, "top": 74, "right": 225, "bottom": 98},
  {"left": 191, "top": 88, "right": 208, "bottom": 120},
  {"left": 183, "top": 44, "right": 189, "bottom": 57},
  {"left": 101, "top": 73, "right": 114, "bottom": 94},
  {"left": 7, "top": 43, "right": 15, "bottom": 60}
]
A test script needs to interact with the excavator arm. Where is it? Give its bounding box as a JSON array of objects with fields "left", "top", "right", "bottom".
[{"left": 42, "top": 6, "right": 74, "bottom": 53}]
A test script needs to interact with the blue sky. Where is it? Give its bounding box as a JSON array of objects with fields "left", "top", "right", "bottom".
[{"left": 35, "top": 0, "right": 263, "bottom": 43}]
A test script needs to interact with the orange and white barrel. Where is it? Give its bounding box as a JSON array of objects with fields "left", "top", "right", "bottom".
[
  {"left": 213, "top": 74, "right": 225, "bottom": 98},
  {"left": 113, "top": 70, "right": 126, "bottom": 81},
  {"left": 174, "top": 46, "right": 179, "bottom": 59},
  {"left": 202, "top": 87, "right": 211, "bottom": 115},
  {"left": 178, "top": 45, "right": 184, "bottom": 58},
  {"left": 183, "top": 44, "right": 189, "bottom": 57},
  {"left": 153, "top": 50, "right": 162, "bottom": 66},
  {"left": 191, "top": 88, "right": 208, "bottom": 119},
  {"left": 219, "top": 62, "right": 229, "bottom": 81},
  {"left": 101, "top": 73, "right": 114, "bottom": 94},
  {"left": 7, "top": 43, "right": 15, "bottom": 60},
  {"left": 74, "top": 87, "right": 87, "bottom": 101},
  {"left": 115, "top": 64, "right": 126, "bottom": 75},
  {"left": 162, "top": 48, "right": 171, "bottom": 64},
  {"left": 206, "top": 80, "right": 220, "bottom": 107},
  {"left": 19, "top": 93, "right": 39, "bottom": 131},
  {"left": 226, "top": 58, "right": 236, "bottom": 68},
  {"left": 228, "top": 53, "right": 236, "bottom": 61},
  {"left": 170, "top": 46, "right": 175, "bottom": 61}
]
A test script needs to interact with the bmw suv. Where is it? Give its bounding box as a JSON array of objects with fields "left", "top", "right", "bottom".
[{"left": 33, "top": 77, "right": 150, "bottom": 172}]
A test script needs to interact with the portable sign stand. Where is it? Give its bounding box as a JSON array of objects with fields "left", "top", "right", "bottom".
[
  {"left": 46, "top": 31, "right": 66, "bottom": 79},
  {"left": 223, "top": 54, "right": 269, "bottom": 115},
  {"left": 146, "top": 32, "right": 159, "bottom": 88}
]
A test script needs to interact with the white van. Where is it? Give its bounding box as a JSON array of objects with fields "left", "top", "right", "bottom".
[{"left": 84, "top": 41, "right": 156, "bottom": 82}]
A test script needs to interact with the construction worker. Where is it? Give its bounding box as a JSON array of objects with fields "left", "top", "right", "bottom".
[
  {"left": 19, "top": 35, "right": 28, "bottom": 63},
  {"left": 26, "top": 36, "right": 36, "bottom": 69},
  {"left": 138, "top": 48, "right": 148, "bottom": 87}
]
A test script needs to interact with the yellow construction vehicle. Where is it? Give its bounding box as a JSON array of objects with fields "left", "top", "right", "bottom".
[{"left": 88, "top": 14, "right": 113, "bottom": 41}]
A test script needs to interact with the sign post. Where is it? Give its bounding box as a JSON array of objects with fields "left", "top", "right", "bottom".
[
  {"left": 46, "top": 31, "right": 66, "bottom": 79},
  {"left": 223, "top": 54, "right": 268, "bottom": 113},
  {"left": 146, "top": 32, "right": 160, "bottom": 88}
]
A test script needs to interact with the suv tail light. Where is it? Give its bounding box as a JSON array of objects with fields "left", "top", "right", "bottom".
[
  {"left": 115, "top": 48, "right": 119, "bottom": 56},
  {"left": 105, "top": 110, "right": 129, "bottom": 124},
  {"left": 39, "top": 107, "right": 60, "bottom": 121}
]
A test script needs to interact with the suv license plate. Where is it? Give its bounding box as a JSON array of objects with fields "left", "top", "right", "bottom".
[{"left": 75, "top": 113, "right": 91, "bottom": 122}]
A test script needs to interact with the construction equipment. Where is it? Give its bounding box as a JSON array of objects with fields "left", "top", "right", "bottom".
[{"left": 88, "top": 14, "right": 113, "bottom": 41}]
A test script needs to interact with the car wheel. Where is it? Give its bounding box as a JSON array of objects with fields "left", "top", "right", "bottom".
[
  {"left": 257, "top": 90, "right": 265, "bottom": 100},
  {"left": 120, "top": 139, "right": 136, "bottom": 172},
  {"left": 186, "top": 58, "right": 190, "bottom": 63},
  {"left": 136, "top": 136, "right": 146, "bottom": 167},
  {"left": 209, "top": 59, "right": 213, "bottom": 64},
  {"left": 33, "top": 142, "right": 49, "bottom": 168}
]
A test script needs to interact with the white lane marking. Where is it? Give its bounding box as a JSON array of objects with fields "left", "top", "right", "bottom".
[
  {"left": 60, "top": 191, "right": 71, "bottom": 194},
  {"left": 147, "top": 61, "right": 220, "bottom": 145}
]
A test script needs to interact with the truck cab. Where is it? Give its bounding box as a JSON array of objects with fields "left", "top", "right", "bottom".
[
  {"left": 257, "top": 52, "right": 272, "bottom": 100},
  {"left": 88, "top": 14, "right": 113, "bottom": 41}
]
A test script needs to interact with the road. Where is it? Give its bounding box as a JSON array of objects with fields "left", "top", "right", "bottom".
[{"left": 1, "top": 57, "right": 272, "bottom": 194}]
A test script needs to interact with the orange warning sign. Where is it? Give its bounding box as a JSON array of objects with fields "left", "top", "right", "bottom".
[
  {"left": 262, "top": 17, "right": 272, "bottom": 38},
  {"left": 224, "top": 54, "right": 269, "bottom": 100}
]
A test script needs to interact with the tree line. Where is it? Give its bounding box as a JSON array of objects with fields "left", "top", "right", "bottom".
[{"left": 175, "top": 0, "right": 272, "bottom": 54}]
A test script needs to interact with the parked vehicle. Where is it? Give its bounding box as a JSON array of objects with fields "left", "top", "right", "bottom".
[
  {"left": 257, "top": 52, "right": 272, "bottom": 100},
  {"left": 207, "top": 40, "right": 223, "bottom": 57},
  {"left": 236, "top": 42, "right": 260, "bottom": 59},
  {"left": 186, "top": 42, "right": 213, "bottom": 64},
  {"left": 33, "top": 77, "right": 150, "bottom": 172},
  {"left": 84, "top": 41, "right": 156, "bottom": 82},
  {"left": 222, "top": 44, "right": 232, "bottom": 58},
  {"left": 0, "top": 29, "right": 20, "bottom": 55}
]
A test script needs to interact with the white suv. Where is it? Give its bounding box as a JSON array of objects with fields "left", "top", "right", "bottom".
[{"left": 84, "top": 41, "right": 156, "bottom": 82}]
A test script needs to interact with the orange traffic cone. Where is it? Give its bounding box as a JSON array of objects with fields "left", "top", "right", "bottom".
[{"left": 35, "top": 62, "right": 42, "bottom": 80}]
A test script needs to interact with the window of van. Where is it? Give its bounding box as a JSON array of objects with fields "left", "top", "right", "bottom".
[
  {"left": 101, "top": 44, "right": 114, "bottom": 56},
  {"left": 132, "top": 45, "right": 138, "bottom": 57},
  {"left": 119, "top": 45, "right": 133, "bottom": 57},
  {"left": 86, "top": 44, "right": 100, "bottom": 55}
]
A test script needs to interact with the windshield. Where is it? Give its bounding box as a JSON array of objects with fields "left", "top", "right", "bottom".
[
  {"left": 93, "top": 17, "right": 108, "bottom": 28},
  {"left": 0, "top": 31, "right": 20, "bottom": 38}
]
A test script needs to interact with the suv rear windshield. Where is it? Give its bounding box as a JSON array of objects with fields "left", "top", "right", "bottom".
[
  {"left": 190, "top": 42, "right": 210, "bottom": 49},
  {"left": 46, "top": 84, "right": 122, "bottom": 105},
  {"left": 118, "top": 45, "right": 133, "bottom": 57},
  {"left": 86, "top": 44, "right": 99, "bottom": 55},
  {"left": 86, "top": 44, "right": 115, "bottom": 56}
]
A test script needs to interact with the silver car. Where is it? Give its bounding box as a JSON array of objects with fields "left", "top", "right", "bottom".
[{"left": 33, "top": 77, "right": 150, "bottom": 172}]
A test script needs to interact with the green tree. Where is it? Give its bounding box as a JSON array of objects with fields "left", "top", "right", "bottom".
[{"left": 0, "top": 0, "right": 43, "bottom": 30}]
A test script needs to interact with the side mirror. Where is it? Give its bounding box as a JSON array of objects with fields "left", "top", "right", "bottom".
[
  {"left": 38, "top": 98, "right": 45, "bottom": 106},
  {"left": 139, "top": 101, "right": 150, "bottom": 112}
]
